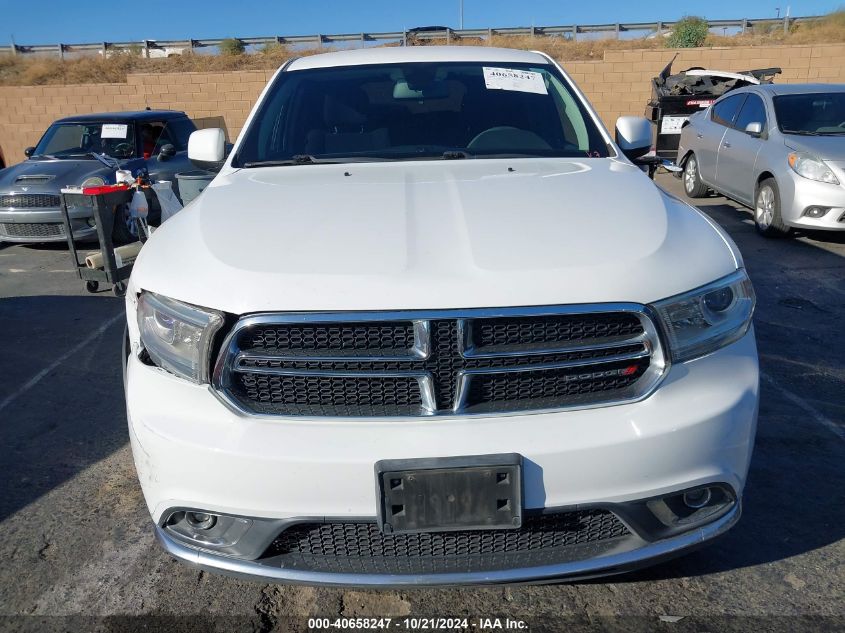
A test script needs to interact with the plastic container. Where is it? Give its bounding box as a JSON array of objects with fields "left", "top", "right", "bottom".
[{"left": 175, "top": 170, "right": 215, "bottom": 205}]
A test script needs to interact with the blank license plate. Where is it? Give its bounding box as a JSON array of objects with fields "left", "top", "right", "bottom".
[{"left": 375, "top": 454, "right": 523, "bottom": 534}]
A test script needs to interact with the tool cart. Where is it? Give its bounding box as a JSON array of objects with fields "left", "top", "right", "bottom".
[{"left": 59, "top": 184, "right": 140, "bottom": 297}]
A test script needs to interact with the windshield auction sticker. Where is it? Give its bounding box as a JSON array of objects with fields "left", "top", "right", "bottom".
[
  {"left": 101, "top": 123, "right": 128, "bottom": 139},
  {"left": 483, "top": 67, "right": 548, "bottom": 95}
]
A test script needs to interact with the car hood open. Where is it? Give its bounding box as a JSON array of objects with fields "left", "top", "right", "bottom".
[{"left": 132, "top": 158, "right": 738, "bottom": 314}]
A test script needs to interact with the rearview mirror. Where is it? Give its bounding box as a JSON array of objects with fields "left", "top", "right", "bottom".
[
  {"left": 615, "top": 116, "right": 652, "bottom": 161},
  {"left": 157, "top": 143, "right": 176, "bottom": 161},
  {"left": 745, "top": 121, "right": 763, "bottom": 137},
  {"left": 24, "top": 146, "right": 35, "bottom": 158},
  {"left": 188, "top": 128, "right": 226, "bottom": 170}
]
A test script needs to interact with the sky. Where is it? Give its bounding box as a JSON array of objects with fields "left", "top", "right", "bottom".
[{"left": 1, "top": 0, "right": 841, "bottom": 45}]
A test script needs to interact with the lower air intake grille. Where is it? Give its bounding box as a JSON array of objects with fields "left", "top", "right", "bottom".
[
  {"left": 0, "top": 194, "right": 61, "bottom": 208},
  {"left": 0, "top": 222, "right": 65, "bottom": 238},
  {"left": 261, "top": 510, "right": 631, "bottom": 575}
]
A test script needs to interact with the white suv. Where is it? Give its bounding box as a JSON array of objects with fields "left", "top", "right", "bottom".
[{"left": 124, "top": 46, "right": 759, "bottom": 585}]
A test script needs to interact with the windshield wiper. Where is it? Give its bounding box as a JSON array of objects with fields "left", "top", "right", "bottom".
[
  {"left": 86, "top": 152, "right": 120, "bottom": 169},
  {"left": 784, "top": 130, "right": 822, "bottom": 136},
  {"left": 242, "top": 155, "right": 395, "bottom": 168},
  {"left": 442, "top": 150, "right": 472, "bottom": 160},
  {"left": 31, "top": 154, "right": 58, "bottom": 160}
]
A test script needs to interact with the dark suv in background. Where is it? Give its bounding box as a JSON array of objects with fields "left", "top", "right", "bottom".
[{"left": 0, "top": 110, "right": 196, "bottom": 243}]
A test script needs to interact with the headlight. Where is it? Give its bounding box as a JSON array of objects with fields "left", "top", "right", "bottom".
[
  {"left": 137, "top": 292, "right": 223, "bottom": 383},
  {"left": 81, "top": 176, "right": 106, "bottom": 188},
  {"left": 788, "top": 152, "right": 839, "bottom": 184},
  {"left": 651, "top": 270, "right": 755, "bottom": 363}
]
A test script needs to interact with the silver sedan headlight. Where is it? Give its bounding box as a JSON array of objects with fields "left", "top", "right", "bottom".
[
  {"left": 137, "top": 292, "right": 223, "bottom": 383},
  {"left": 788, "top": 152, "right": 839, "bottom": 185},
  {"left": 651, "top": 270, "right": 755, "bottom": 363}
]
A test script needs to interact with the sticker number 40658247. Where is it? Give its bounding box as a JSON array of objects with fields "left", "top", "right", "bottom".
[{"left": 483, "top": 67, "right": 548, "bottom": 95}]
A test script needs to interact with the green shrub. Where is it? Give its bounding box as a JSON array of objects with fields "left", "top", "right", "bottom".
[
  {"left": 667, "top": 16, "right": 710, "bottom": 48},
  {"left": 219, "top": 38, "right": 245, "bottom": 56}
]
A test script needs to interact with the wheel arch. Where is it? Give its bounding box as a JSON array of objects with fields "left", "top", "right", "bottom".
[
  {"left": 678, "top": 149, "right": 694, "bottom": 167},
  {"left": 755, "top": 170, "right": 776, "bottom": 191}
]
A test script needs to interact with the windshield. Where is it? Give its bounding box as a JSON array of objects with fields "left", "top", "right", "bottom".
[
  {"left": 233, "top": 61, "right": 610, "bottom": 167},
  {"left": 773, "top": 93, "right": 845, "bottom": 135},
  {"left": 33, "top": 122, "right": 137, "bottom": 159}
]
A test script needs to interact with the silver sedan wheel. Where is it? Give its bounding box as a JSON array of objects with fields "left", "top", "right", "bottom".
[
  {"left": 684, "top": 157, "right": 697, "bottom": 193},
  {"left": 756, "top": 186, "right": 775, "bottom": 230}
]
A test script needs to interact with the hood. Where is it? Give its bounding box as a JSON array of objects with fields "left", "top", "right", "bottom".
[
  {"left": 782, "top": 135, "right": 845, "bottom": 161},
  {"left": 132, "top": 158, "right": 739, "bottom": 314},
  {"left": 0, "top": 158, "right": 112, "bottom": 191},
  {"left": 0, "top": 156, "right": 143, "bottom": 191}
]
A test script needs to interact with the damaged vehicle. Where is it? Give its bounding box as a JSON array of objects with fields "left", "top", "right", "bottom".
[
  {"left": 0, "top": 110, "right": 196, "bottom": 243},
  {"left": 125, "top": 46, "right": 759, "bottom": 585},
  {"left": 646, "top": 57, "right": 780, "bottom": 160}
]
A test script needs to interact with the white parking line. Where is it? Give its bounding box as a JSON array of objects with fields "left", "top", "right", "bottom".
[
  {"left": 0, "top": 312, "right": 124, "bottom": 415},
  {"left": 761, "top": 372, "right": 845, "bottom": 442}
]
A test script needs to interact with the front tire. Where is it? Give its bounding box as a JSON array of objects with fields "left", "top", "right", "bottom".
[
  {"left": 754, "top": 178, "right": 791, "bottom": 238},
  {"left": 683, "top": 153, "right": 708, "bottom": 198}
]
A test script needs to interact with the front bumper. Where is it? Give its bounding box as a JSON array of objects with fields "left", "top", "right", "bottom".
[
  {"left": 0, "top": 206, "right": 97, "bottom": 242},
  {"left": 126, "top": 331, "right": 758, "bottom": 583},
  {"left": 155, "top": 502, "right": 741, "bottom": 586},
  {"left": 778, "top": 169, "right": 845, "bottom": 231}
]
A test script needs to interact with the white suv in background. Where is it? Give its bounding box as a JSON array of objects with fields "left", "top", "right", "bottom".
[{"left": 124, "top": 46, "right": 758, "bottom": 585}]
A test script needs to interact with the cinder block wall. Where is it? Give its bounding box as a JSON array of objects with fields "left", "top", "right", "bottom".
[{"left": 1, "top": 44, "right": 844, "bottom": 166}]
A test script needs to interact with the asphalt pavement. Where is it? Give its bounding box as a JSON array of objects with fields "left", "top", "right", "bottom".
[{"left": 0, "top": 174, "right": 843, "bottom": 633}]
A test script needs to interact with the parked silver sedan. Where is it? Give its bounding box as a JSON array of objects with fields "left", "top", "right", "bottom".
[{"left": 677, "top": 83, "right": 845, "bottom": 237}]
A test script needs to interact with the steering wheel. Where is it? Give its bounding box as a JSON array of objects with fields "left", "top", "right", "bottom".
[
  {"left": 113, "top": 142, "right": 133, "bottom": 157},
  {"left": 467, "top": 126, "right": 552, "bottom": 151}
]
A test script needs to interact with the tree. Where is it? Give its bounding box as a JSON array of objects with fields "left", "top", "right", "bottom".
[
  {"left": 667, "top": 16, "right": 709, "bottom": 48},
  {"left": 220, "top": 38, "right": 245, "bottom": 56}
]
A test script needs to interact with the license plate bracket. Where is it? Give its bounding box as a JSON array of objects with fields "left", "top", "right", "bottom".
[{"left": 375, "top": 454, "right": 523, "bottom": 534}]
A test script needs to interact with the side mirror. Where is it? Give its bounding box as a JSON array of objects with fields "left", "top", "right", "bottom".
[
  {"left": 745, "top": 121, "right": 764, "bottom": 137},
  {"left": 157, "top": 143, "right": 176, "bottom": 161},
  {"left": 615, "top": 116, "right": 652, "bottom": 161},
  {"left": 188, "top": 128, "right": 226, "bottom": 170},
  {"left": 24, "top": 147, "right": 35, "bottom": 158}
]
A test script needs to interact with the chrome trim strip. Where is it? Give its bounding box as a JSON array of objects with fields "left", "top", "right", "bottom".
[
  {"left": 461, "top": 331, "right": 649, "bottom": 359},
  {"left": 460, "top": 349, "right": 649, "bottom": 375},
  {"left": 232, "top": 355, "right": 418, "bottom": 373},
  {"left": 155, "top": 501, "right": 739, "bottom": 586},
  {"left": 210, "top": 303, "right": 670, "bottom": 420}
]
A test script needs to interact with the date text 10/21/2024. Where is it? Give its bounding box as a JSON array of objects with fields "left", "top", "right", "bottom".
[{"left": 307, "top": 617, "right": 529, "bottom": 630}]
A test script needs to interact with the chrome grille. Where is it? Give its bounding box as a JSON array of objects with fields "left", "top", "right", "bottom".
[
  {"left": 0, "top": 194, "right": 61, "bottom": 208},
  {"left": 0, "top": 222, "right": 65, "bottom": 238},
  {"left": 214, "top": 306, "right": 666, "bottom": 417}
]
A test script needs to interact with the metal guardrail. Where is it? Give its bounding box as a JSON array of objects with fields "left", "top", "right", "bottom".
[{"left": 4, "top": 15, "right": 821, "bottom": 59}]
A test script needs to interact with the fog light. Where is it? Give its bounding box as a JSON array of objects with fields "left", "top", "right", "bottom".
[
  {"left": 683, "top": 488, "right": 712, "bottom": 509},
  {"left": 164, "top": 509, "right": 252, "bottom": 548},
  {"left": 644, "top": 484, "right": 735, "bottom": 537},
  {"left": 86, "top": 218, "right": 97, "bottom": 228},
  {"left": 803, "top": 206, "right": 830, "bottom": 218},
  {"left": 186, "top": 511, "right": 216, "bottom": 530}
]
